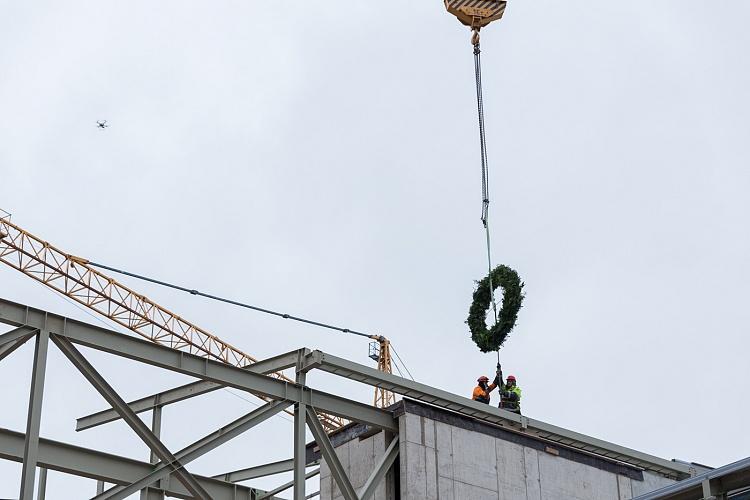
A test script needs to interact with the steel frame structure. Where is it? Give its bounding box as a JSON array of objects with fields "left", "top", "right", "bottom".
[
  {"left": 1, "top": 296, "right": 698, "bottom": 499},
  {"left": 0, "top": 297, "right": 397, "bottom": 500},
  {"left": 633, "top": 456, "right": 750, "bottom": 500}
]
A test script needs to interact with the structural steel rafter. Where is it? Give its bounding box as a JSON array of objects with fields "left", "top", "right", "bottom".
[{"left": 0, "top": 216, "right": 346, "bottom": 431}]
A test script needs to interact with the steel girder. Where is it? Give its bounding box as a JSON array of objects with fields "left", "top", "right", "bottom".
[
  {"left": 0, "top": 427, "right": 258, "bottom": 499},
  {"left": 214, "top": 458, "right": 296, "bottom": 482},
  {"left": 0, "top": 298, "right": 397, "bottom": 432},
  {"left": 76, "top": 348, "right": 308, "bottom": 431}
]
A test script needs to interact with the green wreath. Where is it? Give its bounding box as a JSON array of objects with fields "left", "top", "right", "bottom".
[{"left": 467, "top": 264, "right": 525, "bottom": 353}]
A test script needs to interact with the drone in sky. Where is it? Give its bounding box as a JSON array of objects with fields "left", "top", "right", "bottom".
[{"left": 96, "top": 120, "right": 108, "bottom": 129}]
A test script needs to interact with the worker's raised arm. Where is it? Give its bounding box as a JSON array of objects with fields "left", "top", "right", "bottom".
[{"left": 488, "top": 372, "right": 500, "bottom": 392}]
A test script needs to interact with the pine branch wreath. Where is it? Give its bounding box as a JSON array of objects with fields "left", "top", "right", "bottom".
[{"left": 467, "top": 265, "right": 525, "bottom": 353}]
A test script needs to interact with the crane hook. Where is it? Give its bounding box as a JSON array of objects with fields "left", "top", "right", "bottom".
[{"left": 471, "top": 28, "right": 481, "bottom": 47}]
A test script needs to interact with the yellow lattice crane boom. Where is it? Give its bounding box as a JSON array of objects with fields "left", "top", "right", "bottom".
[{"left": 0, "top": 214, "right": 348, "bottom": 429}]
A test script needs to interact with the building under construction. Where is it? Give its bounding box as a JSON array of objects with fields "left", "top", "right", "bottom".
[{"left": 1, "top": 296, "right": 749, "bottom": 499}]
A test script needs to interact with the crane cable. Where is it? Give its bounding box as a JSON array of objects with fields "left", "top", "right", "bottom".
[
  {"left": 472, "top": 29, "right": 500, "bottom": 365},
  {"left": 87, "top": 261, "right": 419, "bottom": 379},
  {"left": 87, "top": 261, "right": 375, "bottom": 339}
]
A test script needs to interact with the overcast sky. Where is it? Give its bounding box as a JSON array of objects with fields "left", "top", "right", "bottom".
[{"left": 1, "top": 0, "right": 749, "bottom": 497}]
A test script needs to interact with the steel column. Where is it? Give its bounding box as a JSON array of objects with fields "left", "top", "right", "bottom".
[
  {"left": 305, "top": 407, "right": 358, "bottom": 500},
  {"left": 294, "top": 359, "right": 307, "bottom": 500},
  {"left": 139, "top": 489, "right": 164, "bottom": 500},
  {"left": 51, "top": 335, "right": 211, "bottom": 500},
  {"left": 258, "top": 469, "right": 320, "bottom": 500},
  {"left": 19, "top": 330, "right": 49, "bottom": 500},
  {"left": 141, "top": 405, "right": 164, "bottom": 500},
  {"left": 149, "top": 405, "right": 162, "bottom": 464},
  {"left": 702, "top": 478, "right": 727, "bottom": 500},
  {"left": 36, "top": 467, "right": 47, "bottom": 500}
]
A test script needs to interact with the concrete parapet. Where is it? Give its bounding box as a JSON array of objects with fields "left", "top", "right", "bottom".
[{"left": 319, "top": 400, "right": 677, "bottom": 500}]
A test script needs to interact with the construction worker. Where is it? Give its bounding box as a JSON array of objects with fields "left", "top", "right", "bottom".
[
  {"left": 472, "top": 369, "right": 501, "bottom": 404},
  {"left": 499, "top": 374, "right": 522, "bottom": 414}
]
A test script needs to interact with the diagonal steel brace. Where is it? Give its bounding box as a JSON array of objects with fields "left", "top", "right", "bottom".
[
  {"left": 51, "top": 334, "right": 211, "bottom": 500},
  {"left": 97, "top": 399, "right": 291, "bottom": 500}
]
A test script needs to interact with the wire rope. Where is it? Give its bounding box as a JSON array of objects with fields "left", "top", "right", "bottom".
[
  {"left": 391, "top": 345, "right": 415, "bottom": 381},
  {"left": 472, "top": 31, "right": 500, "bottom": 364},
  {"left": 87, "top": 261, "right": 374, "bottom": 339}
]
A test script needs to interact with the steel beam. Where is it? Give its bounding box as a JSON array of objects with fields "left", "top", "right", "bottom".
[
  {"left": 213, "top": 457, "right": 322, "bottom": 483},
  {"left": 0, "top": 327, "right": 36, "bottom": 362},
  {"left": 0, "top": 427, "right": 256, "bottom": 500},
  {"left": 20, "top": 330, "right": 49, "bottom": 500},
  {"left": 305, "top": 407, "right": 358, "bottom": 500},
  {"left": 302, "top": 350, "right": 692, "bottom": 479},
  {"left": 0, "top": 326, "right": 38, "bottom": 346},
  {"left": 213, "top": 458, "right": 295, "bottom": 482},
  {"left": 51, "top": 335, "right": 211, "bottom": 500},
  {"left": 258, "top": 469, "right": 320, "bottom": 500},
  {"left": 359, "top": 436, "right": 399, "bottom": 500},
  {"left": 77, "top": 348, "right": 307, "bottom": 431},
  {"left": 0, "top": 300, "right": 396, "bottom": 431},
  {"left": 99, "top": 400, "right": 291, "bottom": 500}
]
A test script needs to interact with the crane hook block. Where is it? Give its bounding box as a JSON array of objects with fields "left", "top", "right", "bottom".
[{"left": 445, "top": 0, "right": 507, "bottom": 29}]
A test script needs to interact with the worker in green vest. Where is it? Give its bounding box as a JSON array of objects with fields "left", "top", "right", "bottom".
[{"left": 499, "top": 371, "right": 522, "bottom": 414}]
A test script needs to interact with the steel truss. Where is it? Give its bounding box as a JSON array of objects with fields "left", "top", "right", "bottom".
[
  {"left": 0, "top": 296, "right": 697, "bottom": 500},
  {"left": 0, "top": 298, "right": 399, "bottom": 500}
]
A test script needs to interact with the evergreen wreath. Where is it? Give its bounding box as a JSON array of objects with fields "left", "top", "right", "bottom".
[{"left": 467, "top": 264, "right": 525, "bottom": 352}]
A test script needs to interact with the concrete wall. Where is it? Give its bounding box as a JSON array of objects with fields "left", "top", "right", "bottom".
[
  {"left": 319, "top": 409, "right": 677, "bottom": 500},
  {"left": 399, "top": 412, "right": 675, "bottom": 500},
  {"left": 319, "top": 430, "right": 395, "bottom": 500}
]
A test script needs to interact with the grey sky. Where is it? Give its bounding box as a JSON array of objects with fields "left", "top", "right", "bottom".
[{"left": 1, "top": 0, "right": 749, "bottom": 497}]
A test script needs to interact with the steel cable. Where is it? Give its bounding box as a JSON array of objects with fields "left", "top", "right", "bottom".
[
  {"left": 473, "top": 33, "right": 500, "bottom": 363},
  {"left": 87, "top": 261, "right": 374, "bottom": 339}
]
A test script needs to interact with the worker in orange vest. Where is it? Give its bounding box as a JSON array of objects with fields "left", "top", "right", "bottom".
[{"left": 472, "top": 369, "right": 502, "bottom": 405}]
